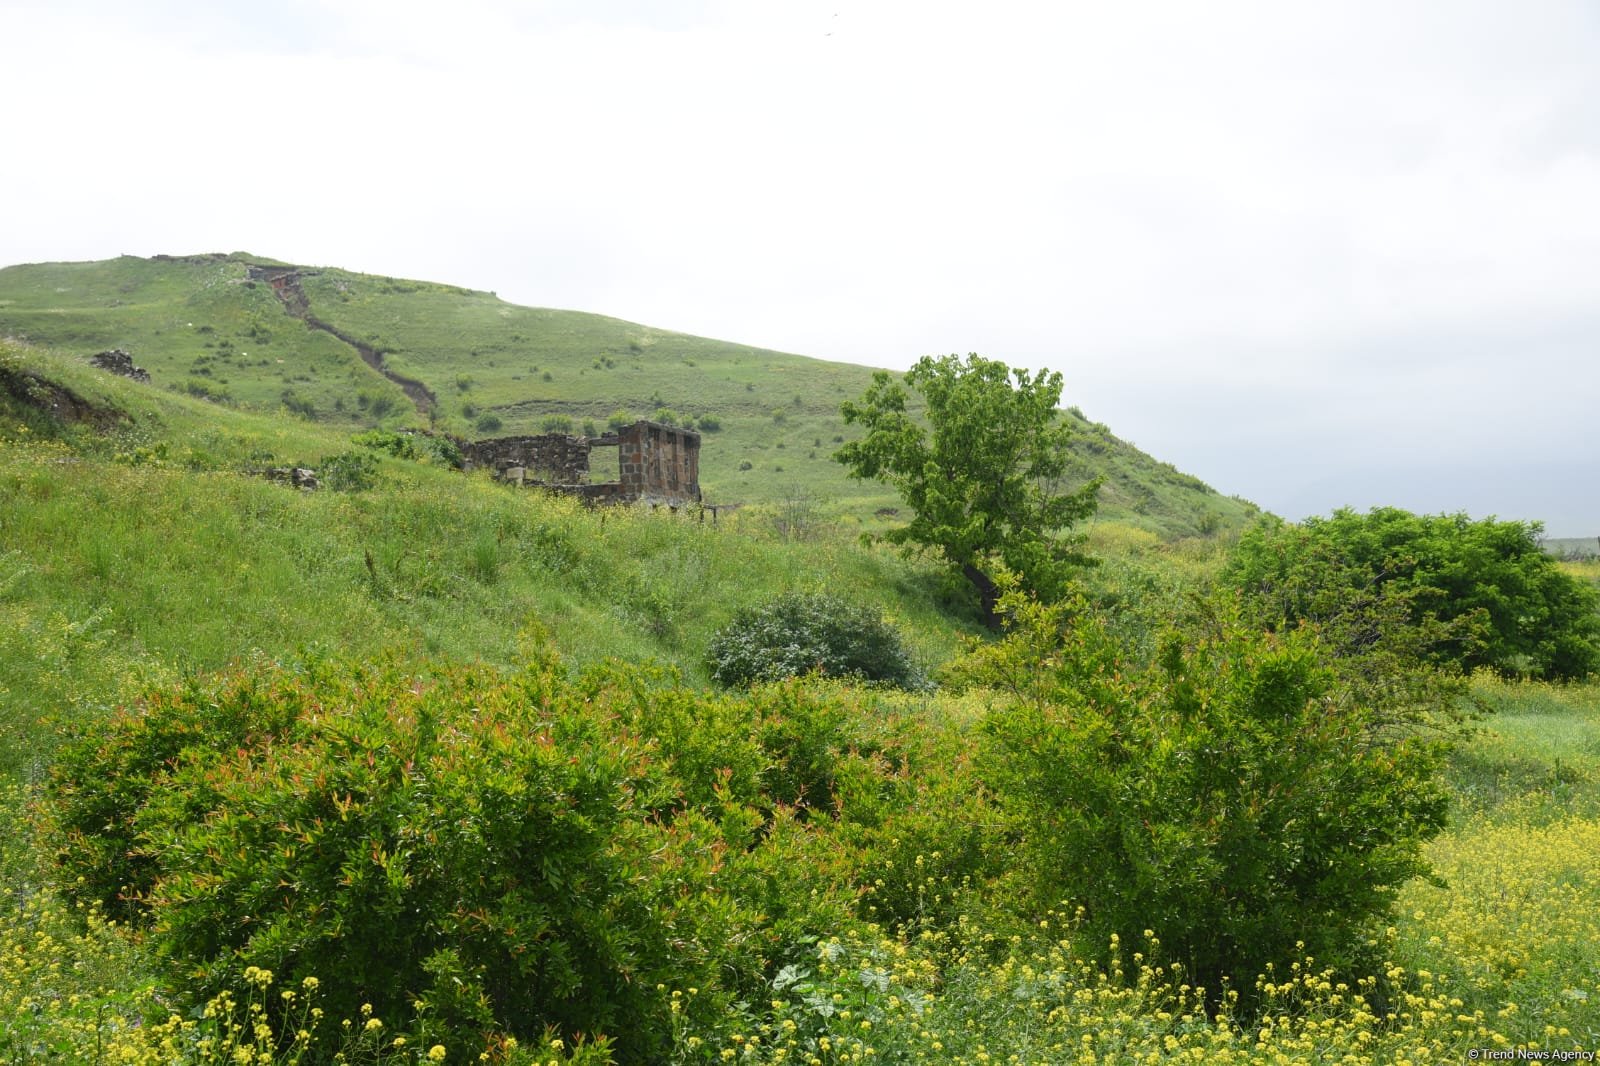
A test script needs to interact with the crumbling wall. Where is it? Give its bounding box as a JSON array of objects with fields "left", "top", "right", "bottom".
[
  {"left": 89, "top": 349, "right": 151, "bottom": 383},
  {"left": 461, "top": 433, "right": 593, "bottom": 486},
  {"left": 463, "top": 420, "right": 701, "bottom": 507}
]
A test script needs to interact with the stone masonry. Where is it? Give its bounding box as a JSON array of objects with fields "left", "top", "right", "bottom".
[{"left": 462, "top": 420, "right": 701, "bottom": 508}]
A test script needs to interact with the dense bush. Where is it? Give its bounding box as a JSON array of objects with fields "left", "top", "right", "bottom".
[
  {"left": 540, "top": 414, "right": 575, "bottom": 434},
  {"left": 316, "top": 450, "right": 378, "bottom": 491},
  {"left": 46, "top": 656, "right": 864, "bottom": 1062},
  {"left": 351, "top": 428, "right": 463, "bottom": 468},
  {"left": 1225, "top": 508, "right": 1600, "bottom": 680},
  {"left": 706, "top": 592, "right": 923, "bottom": 689},
  {"left": 957, "top": 589, "right": 1451, "bottom": 996}
]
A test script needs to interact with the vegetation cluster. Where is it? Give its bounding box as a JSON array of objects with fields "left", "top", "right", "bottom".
[
  {"left": 1, "top": 336, "right": 1597, "bottom": 1064},
  {"left": 705, "top": 591, "right": 924, "bottom": 689},
  {"left": 1227, "top": 507, "right": 1600, "bottom": 681}
]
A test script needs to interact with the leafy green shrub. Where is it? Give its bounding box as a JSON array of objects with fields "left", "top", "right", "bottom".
[
  {"left": 352, "top": 429, "right": 462, "bottom": 469},
  {"left": 706, "top": 592, "right": 922, "bottom": 690},
  {"left": 540, "top": 414, "right": 574, "bottom": 434},
  {"left": 279, "top": 389, "right": 316, "bottom": 419},
  {"left": 1225, "top": 508, "right": 1600, "bottom": 680},
  {"left": 365, "top": 391, "right": 397, "bottom": 419},
  {"left": 606, "top": 409, "right": 632, "bottom": 431},
  {"left": 474, "top": 412, "right": 503, "bottom": 433},
  {"left": 352, "top": 428, "right": 419, "bottom": 459},
  {"left": 317, "top": 450, "right": 378, "bottom": 491},
  {"left": 45, "top": 657, "right": 862, "bottom": 1062},
  {"left": 651, "top": 407, "right": 679, "bottom": 426},
  {"left": 184, "top": 378, "right": 233, "bottom": 402},
  {"left": 695, "top": 415, "right": 721, "bottom": 432},
  {"left": 960, "top": 589, "right": 1450, "bottom": 995}
]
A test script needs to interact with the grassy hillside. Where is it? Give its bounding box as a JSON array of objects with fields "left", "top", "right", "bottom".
[
  {"left": 0, "top": 253, "right": 1259, "bottom": 538},
  {"left": 0, "top": 337, "right": 976, "bottom": 781}
]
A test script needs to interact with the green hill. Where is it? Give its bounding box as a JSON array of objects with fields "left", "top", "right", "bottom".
[
  {"left": 0, "top": 252, "right": 1259, "bottom": 537},
  {"left": 0, "top": 335, "right": 983, "bottom": 776}
]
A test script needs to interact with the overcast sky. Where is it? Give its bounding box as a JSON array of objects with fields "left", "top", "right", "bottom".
[{"left": 3, "top": 0, "right": 1596, "bottom": 534}]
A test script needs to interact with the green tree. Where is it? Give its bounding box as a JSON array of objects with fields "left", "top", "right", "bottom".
[
  {"left": 835, "top": 353, "right": 1099, "bottom": 626},
  {"left": 1225, "top": 507, "right": 1600, "bottom": 681}
]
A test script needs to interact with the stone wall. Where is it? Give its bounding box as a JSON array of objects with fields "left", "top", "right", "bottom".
[
  {"left": 89, "top": 349, "right": 151, "bottom": 383},
  {"left": 616, "top": 421, "right": 700, "bottom": 504},
  {"left": 462, "top": 420, "right": 701, "bottom": 507},
  {"left": 462, "top": 433, "right": 594, "bottom": 486}
]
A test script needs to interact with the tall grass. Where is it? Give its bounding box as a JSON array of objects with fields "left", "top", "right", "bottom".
[{"left": 0, "top": 425, "right": 972, "bottom": 779}]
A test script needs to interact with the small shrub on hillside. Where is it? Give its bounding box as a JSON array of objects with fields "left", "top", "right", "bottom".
[
  {"left": 318, "top": 450, "right": 378, "bottom": 491},
  {"left": 352, "top": 429, "right": 462, "bottom": 468},
  {"left": 474, "top": 412, "right": 503, "bottom": 433},
  {"left": 540, "top": 414, "right": 574, "bottom": 434},
  {"left": 695, "top": 414, "right": 721, "bottom": 432},
  {"left": 707, "top": 592, "right": 923, "bottom": 690},
  {"left": 352, "top": 428, "right": 419, "bottom": 459},
  {"left": 185, "top": 378, "right": 233, "bottom": 403},
  {"left": 279, "top": 389, "right": 316, "bottom": 419}
]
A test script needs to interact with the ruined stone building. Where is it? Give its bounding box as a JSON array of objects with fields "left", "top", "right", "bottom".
[{"left": 461, "top": 420, "right": 701, "bottom": 507}]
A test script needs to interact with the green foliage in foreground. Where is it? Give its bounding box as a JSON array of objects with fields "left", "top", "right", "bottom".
[
  {"left": 705, "top": 592, "right": 923, "bottom": 690},
  {"left": 957, "top": 588, "right": 1451, "bottom": 995},
  {"left": 42, "top": 594, "right": 1462, "bottom": 1060},
  {"left": 47, "top": 656, "right": 879, "bottom": 1062},
  {"left": 1226, "top": 507, "right": 1600, "bottom": 681},
  {"left": 13, "top": 677, "right": 1600, "bottom": 1063},
  {"left": 837, "top": 353, "right": 1100, "bottom": 625}
]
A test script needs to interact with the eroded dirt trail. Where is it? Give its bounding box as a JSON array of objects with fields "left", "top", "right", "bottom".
[{"left": 246, "top": 265, "right": 436, "bottom": 416}]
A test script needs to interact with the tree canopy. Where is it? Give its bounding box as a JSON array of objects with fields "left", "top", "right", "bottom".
[
  {"left": 1224, "top": 507, "right": 1600, "bottom": 681},
  {"left": 835, "top": 353, "right": 1099, "bottom": 626}
]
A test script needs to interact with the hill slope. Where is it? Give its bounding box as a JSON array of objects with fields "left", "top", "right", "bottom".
[
  {"left": 0, "top": 336, "right": 982, "bottom": 776},
  {"left": 0, "top": 252, "right": 1259, "bottom": 537}
]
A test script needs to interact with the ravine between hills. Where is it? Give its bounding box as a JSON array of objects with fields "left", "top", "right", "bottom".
[{"left": 246, "top": 264, "right": 437, "bottom": 417}]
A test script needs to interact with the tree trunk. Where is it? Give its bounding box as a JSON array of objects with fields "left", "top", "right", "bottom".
[{"left": 962, "top": 562, "right": 1003, "bottom": 631}]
